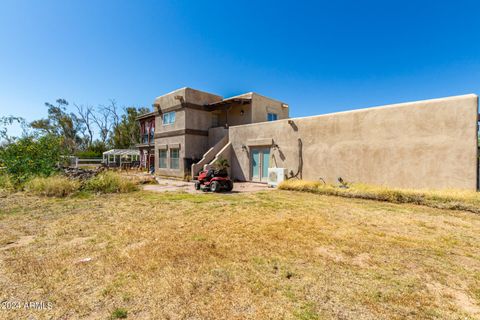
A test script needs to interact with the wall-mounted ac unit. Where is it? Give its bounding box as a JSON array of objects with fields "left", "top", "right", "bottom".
[{"left": 268, "top": 168, "right": 287, "bottom": 187}]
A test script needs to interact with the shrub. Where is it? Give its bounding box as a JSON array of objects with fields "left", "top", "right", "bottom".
[
  {"left": 25, "top": 176, "right": 80, "bottom": 197},
  {"left": 84, "top": 171, "right": 138, "bottom": 194},
  {"left": 75, "top": 150, "right": 102, "bottom": 159},
  {"left": 213, "top": 157, "right": 230, "bottom": 171},
  {"left": 0, "top": 134, "right": 64, "bottom": 184}
]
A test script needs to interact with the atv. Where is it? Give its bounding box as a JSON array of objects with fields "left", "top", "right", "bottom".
[{"left": 194, "top": 168, "right": 233, "bottom": 192}]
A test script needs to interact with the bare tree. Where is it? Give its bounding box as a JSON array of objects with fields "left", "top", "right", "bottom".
[
  {"left": 105, "top": 99, "right": 120, "bottom": 128},
  {"left": 91, "top": 100, "right": 119, "bottom": 146},
  {"left": 74, "top": 103, "right": 95, "bottom": 147},
  {"left": 92, "top": 107, "right": 111, "bottom": 145}
]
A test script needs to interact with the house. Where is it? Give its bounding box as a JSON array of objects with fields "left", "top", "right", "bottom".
[
  {"left": 136, "top": 87, "right": 289, "bottom": 178},
  {"left": 138, "top": 88, "right": 479, "bottom": 190}
]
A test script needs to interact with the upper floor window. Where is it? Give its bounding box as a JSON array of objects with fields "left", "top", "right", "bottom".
[
  {"left": 163, "top": 112, "right": 176, "bottom": 125},
  {"left": 267, "top": 113, "right": 278, "bottom": 121}
]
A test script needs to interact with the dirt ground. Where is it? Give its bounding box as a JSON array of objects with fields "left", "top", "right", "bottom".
[
  {"left": 143, "top": 178, "right": 272, "bottom": 194},
  {"left": 1, "top": 190, "right": 480, "bottom": 319}
]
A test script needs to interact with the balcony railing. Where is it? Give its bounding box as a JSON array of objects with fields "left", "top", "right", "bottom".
[{"left": 140, "top": 133, "right": 155, "bottom": 145}]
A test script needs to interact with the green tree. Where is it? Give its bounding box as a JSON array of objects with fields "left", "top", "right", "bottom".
[
  {"left": 110, "top": 107, "right": 150, "bottom": 148},
  {"left": 75, "top": 140, "right": 108, "bottom": 158},
  {"left": 30, "top": 99, "right": 84, "bottom": 153},
  {"left": 0, "top": 134, "right": 64, "bottom": 184}
]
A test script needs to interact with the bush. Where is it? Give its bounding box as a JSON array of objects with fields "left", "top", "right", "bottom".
[
  {"left": 75, "top": 150, "right": 102, "bottom": 159},
  {"left": 25, "top": 176, "right": 80, "bottom": 197},
  {"left": 84, "top": 171, "right": 138, "bottom": 194},
  {"left": 0, "top": 134, "right": 64, "bottom": 184}
]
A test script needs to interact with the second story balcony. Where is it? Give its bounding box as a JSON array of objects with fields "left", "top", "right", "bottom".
[{"left": 140, "top": 133, "right": 155, "bottom": 145}]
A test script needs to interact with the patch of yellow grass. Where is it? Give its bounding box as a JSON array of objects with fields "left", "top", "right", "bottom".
[
  {"left": 118, "top": 172, "right": 157, "bottom": 185},
  {"left": 0, "top": 191, "right": 480, "bottom": 319},
  {"left": 83, "top": 171, "right": 139, "bottom": 194},
  {"left": 24, "top": 175, "right": 80, "bottom": 197},
  {"left": 0, "top": 173, "right": 14, "bottom": 193},
  {"left": 279, "top": 179, "right": 480, "bottom": 214}
]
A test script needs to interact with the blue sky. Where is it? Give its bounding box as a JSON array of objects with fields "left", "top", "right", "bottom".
[{"left": 1, "top": 0, "right": 479, "bottom": 135}]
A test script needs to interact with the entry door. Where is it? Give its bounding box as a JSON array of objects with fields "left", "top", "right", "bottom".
[{"left": 251, "top": 147, "right": 270, "bottom": 182}]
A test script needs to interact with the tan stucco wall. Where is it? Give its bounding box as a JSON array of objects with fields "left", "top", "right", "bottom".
[
  {"left": 185, "top": 108, "right": 213, "bottom": 131},
  {"left": 185, "top": 134, "right": 209, "bottom": 161},
  {"left": 225, "top": 103, "right": 253, "bottom": 126},
  {"left": 155, "top": 109, "right": 186, "bottom": 134},
  {"left": 154, "top": 87, "right": 222, "bottom": 111},
  {"left": 251, "top": 93, "right": 289, "bottom": 123},
  {"left": 208, "top": 127, "right": 229, "bottom": 147},
  {"left": 155, "top": 135, "right": 185, "bottom": 178},
  {"left": 229, "top": 94, "right": 479, "bottom": 190}
]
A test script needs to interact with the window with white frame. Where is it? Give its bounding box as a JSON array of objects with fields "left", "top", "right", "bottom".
[
  {"left": 267, "top": 113, "right": 278, "bottom": 121},
  {"left": 170, "top": 148, "right": 180, "bottom": 169},
  {"left": 163, "top": 111, "right": 176, "bottom": 125},
  {"left": 159, "top": 149, "right": 167, "bottom": 168}
]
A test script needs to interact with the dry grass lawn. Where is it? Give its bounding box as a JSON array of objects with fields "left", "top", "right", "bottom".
[{"left": 1, "top": 190, "right": 480, "bottom": 319}]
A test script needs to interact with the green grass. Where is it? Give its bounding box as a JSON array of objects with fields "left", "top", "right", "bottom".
[{"left": 111, "top": 308, "right": 128, "bottom": 319}]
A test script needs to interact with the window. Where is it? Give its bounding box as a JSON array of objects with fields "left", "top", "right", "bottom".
[
  {"left": 159, "top": 150, "right": 167, "bottom": 168},
  {"left": 170, "top": 148, "right": 180, "bottom": 169},
  {"left": 212, "top": 114, "right": 219, "bottom": 127},
  {"left": 163, "top": 111, "right": 176, "bottom": 125},
  {"left": 267, "top": 113, "right": 278, "bottom": 121}
]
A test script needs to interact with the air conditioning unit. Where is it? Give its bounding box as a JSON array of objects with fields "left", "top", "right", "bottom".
[{"left": 267, "top": 168, "right": 287, "bottom": 187}]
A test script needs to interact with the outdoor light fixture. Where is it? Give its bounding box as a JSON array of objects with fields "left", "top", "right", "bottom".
[
  {"left": 272, "top": 143, "right": 279, "bottom": 150},
  {"left": 241, "top": 145, "right": 248, "bottom": 152}
]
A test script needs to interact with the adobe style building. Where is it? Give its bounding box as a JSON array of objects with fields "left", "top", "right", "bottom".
[
  {"left": 137, "top": 87, "right": 289, "bottom": 177},
  {"left": 138, "top": 88, "right": 479, "bottom": 190}
]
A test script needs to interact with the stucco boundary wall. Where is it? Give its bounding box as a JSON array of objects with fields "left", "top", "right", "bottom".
[{"left": 228, "top": 94, "right": 479, "bottom": 190}]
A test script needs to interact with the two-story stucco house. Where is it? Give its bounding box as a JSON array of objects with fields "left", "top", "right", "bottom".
[
  {"left": 137, "top": 87, "right": 289, "bottom": 179},
  {"left": 138, "top": 88, "right": 479, "bottom": 190}
]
